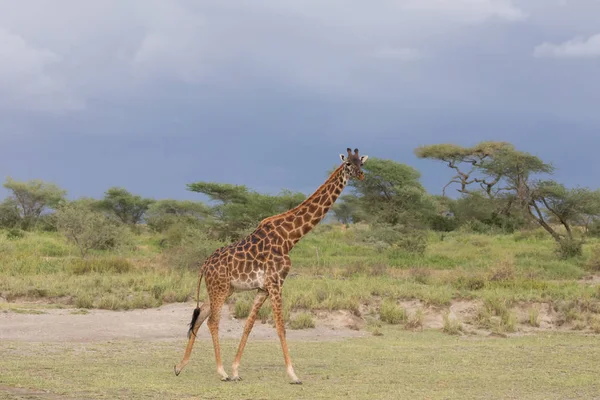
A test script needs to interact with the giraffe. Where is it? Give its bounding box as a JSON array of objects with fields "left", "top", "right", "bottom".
[{"left": 174, "top": 147, "right": 368, "bottom": 384}]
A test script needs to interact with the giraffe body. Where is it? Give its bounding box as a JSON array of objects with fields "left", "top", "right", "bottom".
[{"left": 174, "top": 148, "right": 368, "bottom": 384}]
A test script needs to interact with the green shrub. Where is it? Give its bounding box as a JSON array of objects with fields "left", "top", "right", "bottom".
[
  {"left": 6, "top": 228, "right": 25, "bottom": 240},
  {"left": 586, "top": 246, "right": 600, "bottom": 272},
  {"left": 430, "top": 215, "right": 458, "bottom": 233},
  {"left": 69, "top": 258, "right": 133, "bottom": 274},
  {"left": 361, "top": 224, "right": 428, "bottom": 255},
  {"left": 379, "top": 300, "right": 406, "bottom": 324},
  {"left": 556, "top": 238, "right": 583, "bottom": 259},
  {"left": 161, "top": 226, "right": 225, "bottom": 270},
  {"left": 442, "top": 312, "right": 462, "bottom": 335},
  {"left": 587, "top": 221, "right": 600, "bottom": 238},
  {"left": 289, "top": 312, "right": 315, "bottom": 329},
  {"left": 56, "top": 202, "right": 133, "bottom": 258},
  {"left": 234, "top": 299, "right": 251, "bottom": 319}
]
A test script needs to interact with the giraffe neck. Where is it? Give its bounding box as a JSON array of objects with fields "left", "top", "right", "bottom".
[{"left": 260, "top": 164, "right": 349, "bottom": 249}]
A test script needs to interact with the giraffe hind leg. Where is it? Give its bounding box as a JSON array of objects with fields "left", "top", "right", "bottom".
[
  {"left": 231, "top": 290, "right": 269, "bottom": 381},
  {"left": 174, "top": 302, "right": 211, "bottom": 376},
  {"left": 270, "top": 288, "right": 302, "bottom": 384},
  {"left": 207, "top": 294, "right": 230, "bottom": 381}
]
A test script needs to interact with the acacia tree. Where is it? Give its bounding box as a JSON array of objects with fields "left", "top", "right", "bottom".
[
  {"left": 330, "top": 157, "right": 435, "bottom": 253},
  {"left": 416, "top": 141, "right": 600, "bottom": 256},
  {"left": 97, "top": 187, "right": 154, "bottom": 226},
  {"left": 145, "top": 199, "right": 212, "bottom": 232},
  {"left": 3, "top": 178, "right": 67, "bottom": 230},
  {"left": 347, "top": 157, "right": 435, "bottom": 226},
  {"left": 0, "top": 198, "right": 21, "bottom": 229},
  {"left": 186, "top": 182, "right": 306, "bottom": 240}
]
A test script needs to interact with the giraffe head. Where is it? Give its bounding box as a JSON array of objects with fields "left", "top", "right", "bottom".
[{"left": 339, "top": 148, "right": 368, "bottom": 180}]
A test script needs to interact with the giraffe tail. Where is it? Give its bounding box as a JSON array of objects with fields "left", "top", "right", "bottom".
[{"left": 187, "top": 265, "right": 205, "bottom": 339}]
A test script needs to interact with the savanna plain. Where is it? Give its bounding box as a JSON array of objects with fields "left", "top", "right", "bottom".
[{"left": 2, "top": 225, "right": 600, "bottom": 400}]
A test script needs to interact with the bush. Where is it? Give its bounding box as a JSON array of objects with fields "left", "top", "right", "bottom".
[
  {"left": 488, "top": 259, "right": 516, "bottom": 282},
  {"left": 556, "top": 238, "right": 583, "bottom": 259},
  {"left": 442, "top": 312, "right": 463, "bottom": 335},
  {"left": 289, "top": 312, "right": 315, "bottom": 329},
  {"left": 586, "top": 246, "right": 600, "bottom": 272},
  {"left": 56, "top": 202, "right": 132, "bottom": 258},
  {"left": 69, "top": 258, "right": 133, "bottom": 274},
  {"left": 233, "top": 298, "right": 252, "bottom": 319},
  {"left": 587, "top": 221, "right": 600, "bottom": 238},
  {"left": 6, "top": 228, "right": 25, "bottom": 240},
  {"left": 362, "top": 224, "right": 428, "bottom": 255},
  {"left": 161, "top": 225, "right": 225, "bottom": 270},
  {"left": 36, "top": 213, "right": 58, "bottom": 232},
  {"left": 430, "top": 215, "right": 458, "bottom": 233},
  {"left": 0, "top": 198, "right": 21, "bottom": 229},
  {"left": 379, "top": 300, "right": 406, "bottom": 324},
  {"left": 453, "top": 271, "right": 487, "bottom": 291}
]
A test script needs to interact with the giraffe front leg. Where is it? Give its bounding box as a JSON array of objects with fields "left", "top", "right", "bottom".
[
  {"left": 231, "top": 290, "right": 268, "bottom": 381},
  {"left": 270, "top": 288, "right": 302, "bottom": 385}
]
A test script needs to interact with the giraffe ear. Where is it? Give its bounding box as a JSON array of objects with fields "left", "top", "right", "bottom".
[
  {"left": 360, "top": 155, "right": 369, "bottom": 163},
  {"left": 339, "top": 154, "right": 346, "bottom": 162}
]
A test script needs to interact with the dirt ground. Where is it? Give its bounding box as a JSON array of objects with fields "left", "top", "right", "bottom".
[
  {"left": 1, "top": 296, "right": 587, "bottom": 347},
  {"left": 0, "top": 302, "right": 367, "bottom": 343}
]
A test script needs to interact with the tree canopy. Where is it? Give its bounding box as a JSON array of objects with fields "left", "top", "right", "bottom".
[
  {"left": 187, "top": 182, "right": 306, "bottom": 240},
  {"left": 417, "top": 140, "right": 600, "bottom": 256},
  {"left": 97, "top": 187, "right": 155, "bottom": 225},
  {"left": 3, "top": 177, "right": 67, "bottom": 230}
]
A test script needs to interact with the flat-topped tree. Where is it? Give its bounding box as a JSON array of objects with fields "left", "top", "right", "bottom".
[
  {"left": 3, "top": 177, "right": 66, "bottom": 230},
  {"left": 174, "top": 147, "right": 368, "bottom": 385},
  {"left": 416, "top": 141, "right": 600, "bottom": 257},
  {"left": 414, "top": 141, "right": 518, "bottom": 197}
]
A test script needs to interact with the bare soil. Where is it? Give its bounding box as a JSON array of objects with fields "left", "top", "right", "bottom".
[
  {"left": 0, "top": 302, "right": 366, "bottom": 343},
  {"left": 2, "top": 296, "right": 594, "bottom": 347}
]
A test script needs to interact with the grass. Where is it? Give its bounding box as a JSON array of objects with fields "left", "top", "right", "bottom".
[
  {"left": 289, "top": 312, "right": 316, "bottom": 329},
  {"left": 2, "top": 329, "right": 600, "bottom": 399},
  {"left": 1, "top": 224, "right": 600, "bottom": 330}
]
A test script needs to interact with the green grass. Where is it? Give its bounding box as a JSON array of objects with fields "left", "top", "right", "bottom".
[
  {"left": 1, "top": 225, "right": 600, "bottom": 328},
  {"left": 1, "top": 330, "right": 600, "bottom": 399}
]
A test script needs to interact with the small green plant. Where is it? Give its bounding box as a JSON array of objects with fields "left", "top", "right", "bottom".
[
  {"left": 75, "top": 294, "right": 94, "bottom": 309},
  {"left": 257, "top": 301, "right": 272, "bottom": 323},
  {"left": 410, "top": 267, "right": 431, "bottom": 284},
  {"left": 442, "top": 312, "right": 462, "bottom": 335},
  {"left": 488, "top": 259, "right": 516, "bottom": 282},
  {"left": 69, "top": 258, "right": 133, "bottom": 274},
  {"left": 591, "top": 318, "right": 600, "bottom": 334},
  {"left": 453, "top": 271, "right": 487, "bottom": 291},
  {"left": 528, "top": 306, "right": 540, "bottom": 327},
  {"left": 6, "top": 228, "right": 25, "bottom": 240},
  {"left": 556, "top": 238, "right": 583, "bottom": 259},
  {"left": 501, "top": 311, "right": 517, "bottom": 333},
  {"left": 233, "top": 299, "right": 251, "bottom": 319},
  {"left": 405, "top": 308, "right": 424, "bottom": 330},
  {"left": 289, "top": 312, "right": 315, "bottom": 329},
  {"left": 586, "top": 246, "right": 600, "bottom": 272},
  {"left": 379, "top": 300, "right": 406, "bottom": 325}
]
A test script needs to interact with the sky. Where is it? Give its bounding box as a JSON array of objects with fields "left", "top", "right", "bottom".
[{"left": 1, "top": 0, "right": 599, "bottom": 203}]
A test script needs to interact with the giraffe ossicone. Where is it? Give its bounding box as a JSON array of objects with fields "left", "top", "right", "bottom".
[{"left": 174, "top": 147, "right": 369, "bottom": 384}]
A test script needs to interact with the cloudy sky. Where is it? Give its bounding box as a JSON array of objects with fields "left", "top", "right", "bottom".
[{"left": 1, "top": 0, "right": 599, "bottom": 202}]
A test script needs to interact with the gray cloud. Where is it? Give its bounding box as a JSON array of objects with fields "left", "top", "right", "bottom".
[
  {"left": 533, "top": 33, "right": 600, "bottom": 58},
  {"left": 1, "top": 0, "right": 599, "bottom": 201},
  {"left": 0, "top": 0, "right": 528, "bottom": 113}
]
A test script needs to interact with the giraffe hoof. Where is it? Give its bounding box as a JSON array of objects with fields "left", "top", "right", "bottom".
[
  {"left": 174, "top": 365, "right": 181, "bottom": 376},
  {"left": 221, "top": 376, "right": 232, "bottom": 382},
  {"left": 231, "top": 376, "right": 243, "bottom": 382},
  {"left": 290, "top": 380, "right": 303, "bottom": 385}
]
